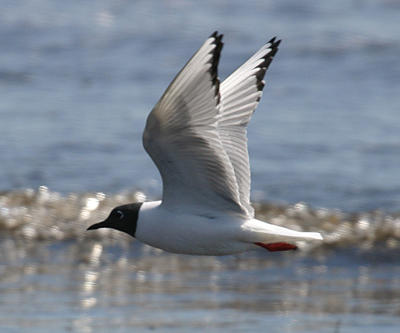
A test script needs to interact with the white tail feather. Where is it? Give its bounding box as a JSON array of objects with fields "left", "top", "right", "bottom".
[{"left": 242, "top": 219, "right": 323, "bottom": 243}]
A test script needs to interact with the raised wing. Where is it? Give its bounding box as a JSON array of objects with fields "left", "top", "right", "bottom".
[
  {"left": 143, "top": 32, "right": 246, "bottom": 216},
  {"left": 219, "top": 38, "right": 281, "bottom": 217}
]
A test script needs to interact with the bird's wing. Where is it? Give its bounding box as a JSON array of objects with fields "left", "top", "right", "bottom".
[
  {"left": 143, "top": 32, "right": 247, "bottom": 216},
  {"left": 219, "top": 38, "right": 281, "bottom": 218}
]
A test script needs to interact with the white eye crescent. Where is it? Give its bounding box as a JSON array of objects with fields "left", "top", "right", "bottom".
[{"left": 116, "top": 210, "right": 124, "bottom": 219}]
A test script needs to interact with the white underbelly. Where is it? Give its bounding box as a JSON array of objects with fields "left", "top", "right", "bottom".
[{"left": 135, "top": 204, "right": 251, "bottom": 255}]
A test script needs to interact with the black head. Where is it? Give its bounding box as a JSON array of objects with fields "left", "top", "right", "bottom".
[{"left": 87, "top": 202, "right": 143, "bottom": 238}]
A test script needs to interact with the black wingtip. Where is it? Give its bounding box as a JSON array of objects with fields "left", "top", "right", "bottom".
[
  {"left": 210, "top": 31, "right": 219, "bottom": 38},
  {"left": 208, "top": 31, "right": 224, "bottom": 104},
  {"left": 254, "top": 36, "right": 281, "bottom": 92},
  {"left": 266, "top": 39, "right": 280, "bottom": 60}
]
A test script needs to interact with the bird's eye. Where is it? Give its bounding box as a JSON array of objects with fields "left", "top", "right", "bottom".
[{"left": 116, "top": 210, "right": 124, "bottom": 220}]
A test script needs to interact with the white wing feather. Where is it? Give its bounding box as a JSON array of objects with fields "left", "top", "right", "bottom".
[
  {"left": 219, "top": 38, "right": 280, "bottom": 217},
  {"left": 143, "top": 32, "right": 246, "bottom": 216}
]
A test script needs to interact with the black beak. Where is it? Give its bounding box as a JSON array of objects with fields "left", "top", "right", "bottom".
[{"left": 87, "top": 220, "right": 108, "bottom": 231}]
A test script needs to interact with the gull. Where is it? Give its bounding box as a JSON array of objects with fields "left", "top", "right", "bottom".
[{"left": 87, "top": 32, "right": 323, "bottom": 255}]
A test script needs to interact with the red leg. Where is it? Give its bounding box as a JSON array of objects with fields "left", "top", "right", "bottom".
[{"left": 255, "top": 242, "right": 298, "bottom": 252}]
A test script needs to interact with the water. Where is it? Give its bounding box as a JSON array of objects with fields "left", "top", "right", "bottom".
[{"left": 1, "top": 0, "right": 400, "bottom": 332}]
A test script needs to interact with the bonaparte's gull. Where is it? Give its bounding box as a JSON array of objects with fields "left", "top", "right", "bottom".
[{"left": 87, "top": 32, "right": 323, "bottom": 255}]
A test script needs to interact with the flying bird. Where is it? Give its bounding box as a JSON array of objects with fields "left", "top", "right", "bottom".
[{"left": 87, "top": 32, "right": 323, "bottom": 255}]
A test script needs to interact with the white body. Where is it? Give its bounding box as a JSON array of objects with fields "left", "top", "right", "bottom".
[{"left": 136, "top": 201, "right": 322, "bottom": 255}]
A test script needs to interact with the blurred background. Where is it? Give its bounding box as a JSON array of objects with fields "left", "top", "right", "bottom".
[{"left": 1, "top": 1, "right": 400, "bottom": 332}]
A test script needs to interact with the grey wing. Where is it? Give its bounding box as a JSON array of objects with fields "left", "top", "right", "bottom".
[
  {"left": 143, "top": 32, "right": 247, "bottom": 216},
  {"left": 219, "top": 38, "right": 281, "bottom": 218}
]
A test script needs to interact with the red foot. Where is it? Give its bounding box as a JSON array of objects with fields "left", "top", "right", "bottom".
[{"left": 255, "top": 242, "right": 298, "bottom": 252}]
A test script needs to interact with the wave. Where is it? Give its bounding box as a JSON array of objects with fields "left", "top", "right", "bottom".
[{"left": 1, "top": 186, "right": 400, "bottom": 252}]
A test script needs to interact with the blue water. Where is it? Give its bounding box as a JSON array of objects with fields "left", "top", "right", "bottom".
[
  {"left": 1, "top": 0, "right": 400, "bottom": 212},
  {"left": 1, "top": 1, "right": 400, "bottom": 332}
]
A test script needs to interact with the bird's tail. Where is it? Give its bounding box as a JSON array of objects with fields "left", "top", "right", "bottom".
[{"left": 242, "top": 219, "right": 323, "bottom": 251}]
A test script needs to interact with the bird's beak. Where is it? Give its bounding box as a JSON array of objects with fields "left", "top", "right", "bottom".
[{"left": 87, "top": 220, "right": 108, "bottom": 231}]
